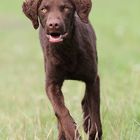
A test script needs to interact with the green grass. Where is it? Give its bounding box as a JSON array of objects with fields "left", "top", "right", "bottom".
[{"left": 0, "top": 0, "right": 140, "bottom": 139}]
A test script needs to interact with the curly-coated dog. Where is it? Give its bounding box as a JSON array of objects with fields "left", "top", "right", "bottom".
[{"left": 22, "top": 0, "right": 102, "bottom": 139}]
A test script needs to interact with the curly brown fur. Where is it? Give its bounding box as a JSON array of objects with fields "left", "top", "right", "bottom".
[{"left": 22, "top": 0, "right": 102, "bottom": 139}]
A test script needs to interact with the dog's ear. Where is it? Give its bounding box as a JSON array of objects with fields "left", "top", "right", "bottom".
[
  {"left": 22, "top": 0, "right": 42, "bottom": 29},
  {"left": 74, "top": 0, "right": 92, "bottom": 23}
]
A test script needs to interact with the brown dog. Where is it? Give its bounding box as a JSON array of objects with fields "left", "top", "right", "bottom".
[{"left": 22, "top": 0, "right": 102, "bottom": 139}]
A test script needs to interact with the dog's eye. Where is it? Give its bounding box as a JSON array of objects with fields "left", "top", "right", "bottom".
[
  {"left": 60, "top": 5, "right": 70, "bottom": 12},
  {"left": 41, "top": 8, "right": 47, "bottom": 13},
  {"left": 64, "top": 7, "right": 70, "bottom": 12}
]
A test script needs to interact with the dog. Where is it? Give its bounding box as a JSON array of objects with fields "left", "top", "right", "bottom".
[{"left": 22, "top": 0, "right": 102, "bottom": 139}]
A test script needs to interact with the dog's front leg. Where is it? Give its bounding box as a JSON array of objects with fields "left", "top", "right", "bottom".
[{"left": 46, "top": 80, "right": 80, "bottom": 140}]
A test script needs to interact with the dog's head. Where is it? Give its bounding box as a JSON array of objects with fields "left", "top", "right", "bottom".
[{"left": 22, "top": 0, "right": 92, "bottom": 43}]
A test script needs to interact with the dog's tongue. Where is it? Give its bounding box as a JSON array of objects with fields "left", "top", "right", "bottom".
[{"left": 49, "top": 35, "right": 63, "bottom": 43}]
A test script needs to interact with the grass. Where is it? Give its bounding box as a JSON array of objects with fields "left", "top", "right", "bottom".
[{"left": 0, "top": 0, "right": 140, "bottom": 139}]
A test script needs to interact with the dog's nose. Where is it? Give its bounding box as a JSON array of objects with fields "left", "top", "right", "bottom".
[
  {"left": 47, "top": 20, "right": 60, "bottom": 30},
  {"left": 49, "top": 23, "right": 59, "bottom": 29}
]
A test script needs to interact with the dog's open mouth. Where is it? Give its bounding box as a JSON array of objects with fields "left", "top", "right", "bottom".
[{"left": 46, "top": 32, "right": 68, "bottom": 43}]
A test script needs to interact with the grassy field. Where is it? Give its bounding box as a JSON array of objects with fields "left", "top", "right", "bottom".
[{"left": 0, "top": 0, "right": 140, "bottom": 140}]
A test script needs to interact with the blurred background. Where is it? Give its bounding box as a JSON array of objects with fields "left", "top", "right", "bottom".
[{"left": 0, "top": 0, "right": 140, "bottom": 139}]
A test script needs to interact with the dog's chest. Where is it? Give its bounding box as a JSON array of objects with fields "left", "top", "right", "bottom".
[{"left": 49, "top": 46, "right": 78, "bottom": 72}]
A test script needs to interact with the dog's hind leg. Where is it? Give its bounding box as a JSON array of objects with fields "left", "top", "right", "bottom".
[
  {"left": 85, "top": 75, "right": 102, "bottom": 140},
  {"left": 81, "top": 94, "right": 91, "bottom": 134}
]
